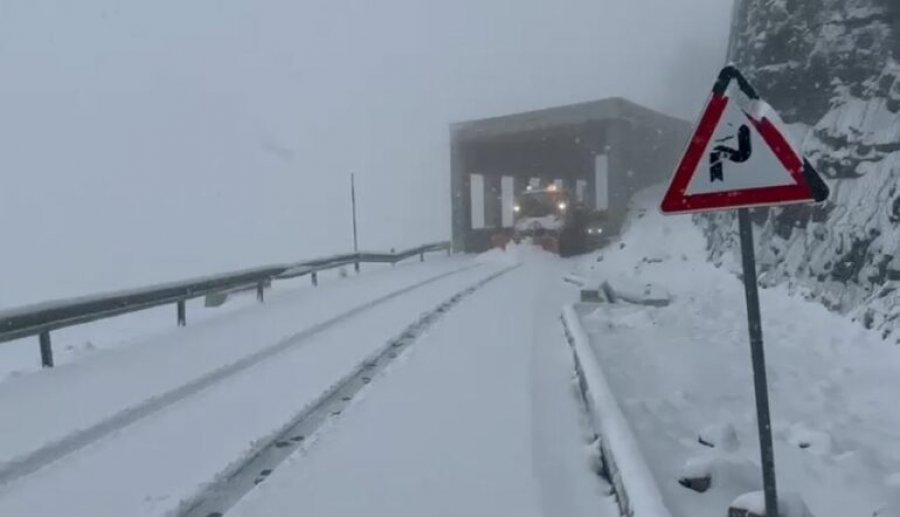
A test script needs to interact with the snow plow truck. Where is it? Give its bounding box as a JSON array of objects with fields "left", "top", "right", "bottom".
[{"left": 492, "top": 184, "right": 608, "bottom": 257}]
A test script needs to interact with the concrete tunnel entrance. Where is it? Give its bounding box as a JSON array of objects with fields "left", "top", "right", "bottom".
[{"left": 450, "top": 97, "right": 691, "bottom": 253}]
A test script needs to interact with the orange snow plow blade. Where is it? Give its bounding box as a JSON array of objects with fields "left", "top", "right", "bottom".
[
  {"left": 491, "top": 233, "right": 512, "bottom": 250},
  {"left": 537, "top": 235, "right": 559, "bottom": 254}
]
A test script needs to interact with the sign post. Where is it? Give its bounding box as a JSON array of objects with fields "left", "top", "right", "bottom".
[
  {"left": 737, "top": 207, "right": 779, "bottom": 516},
  {"left": 660, "top": 65, "right": 830, "bottom": 517}
]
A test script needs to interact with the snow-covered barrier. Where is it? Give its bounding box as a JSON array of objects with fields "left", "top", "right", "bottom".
[
  {"left": 601, "top": 279, "right": 672, "bottom": 308},
  {"left": 563, "top": 274, "right": 589, "bottom": 287},
  {"left": 728, "top": 491, "right": 814, "bottom": 517},
  {"left": 562, "top": 304, "right": 673, "bottom": 517}
]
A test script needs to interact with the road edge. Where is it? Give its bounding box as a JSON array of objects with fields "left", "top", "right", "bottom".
[{"left": 561, "top": 303, "right": 673, "bottom": 517}]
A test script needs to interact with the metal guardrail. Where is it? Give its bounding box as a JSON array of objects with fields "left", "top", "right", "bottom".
[{"left": 0, "top": 241, "right": 451, "bottom": 368}]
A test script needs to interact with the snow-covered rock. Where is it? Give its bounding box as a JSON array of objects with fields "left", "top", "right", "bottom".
[
  {"left": 729, "top": 491, "right": 815, "bottom": 517},
  {"left": 785, "top": 423, "right": 833, "bottom": 455},
  {"left": 678, "top": 456, "right": 762, "bottom": 495},
  {"left": 602, "top": 279, "right": 673, "bottom": 307},
  {"left": 699, "top": 423, "right": 741, "bottom": 452},
  {"left": 704, "top": 0, "right": 900, "bottom": 337},
  {"left": 563, "top": 274, "right": 588, "bottom": 287}
]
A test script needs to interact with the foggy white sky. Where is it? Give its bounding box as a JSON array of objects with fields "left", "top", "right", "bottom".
[{"left": 0, "top": 0, "right": 733, "bottom": 308}]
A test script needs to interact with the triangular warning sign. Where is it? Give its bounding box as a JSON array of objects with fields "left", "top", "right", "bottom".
[{"left": 660, "top": 66, "right": 829, "bottom": 215}]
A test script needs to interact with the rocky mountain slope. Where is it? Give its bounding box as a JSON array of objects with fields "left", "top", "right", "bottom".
[{"left": 701, "top": 0, "right": 900, "bottom": 337}]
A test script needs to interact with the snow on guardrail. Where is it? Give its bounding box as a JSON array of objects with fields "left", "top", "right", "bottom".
[{"left": 562, "top": 303, "right": 673, "bottom": 517}]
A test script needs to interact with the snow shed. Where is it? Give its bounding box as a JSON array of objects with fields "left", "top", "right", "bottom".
[{"left": 450, "top": 98, "right": 691, "bottom": 252}]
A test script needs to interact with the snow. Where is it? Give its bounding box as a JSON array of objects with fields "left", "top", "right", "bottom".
[
  {"left": 5, "top": 264, "right": 529, "bottom": 517},
  {"left": 602, "top": 278, "right": 672, "bottom": 307},
  {"left": 0, "top": 283, "right": 265, "bottom": 381},
  {"left": 572, "top": 185, "right": 900, "bottom": 517},
  {"left": 784, "top": 423, "right": 833, "bottom": 455},
  {"left": 698, "top": 423, "right": 741, "bottom": 452},
  {"left": 229, "top": 255, "right": 617, "bottom": 517},
  {"left": 0, "top": 258, "right": 512, "bottom": 516},
  {"left": 0, "top": 250, "right": 622, "bottom": 516},
  {"left": 0, "top": 259, "right": 469, "bottom": 480},
  {"left": 731, "top": 491, "right": 814, "bottom": 517},
  {"left": 515, "top": 214, "right": 565, "bottom": 232},
  {"left": 678, "top": 455, "right": 760, "bottom": 493},
  {"left": 563, "top": 305, "right": 674, "bottom": 517},
  {"left": 5, "top": 181, "right": 897, "bottom": 517},
  {"left": 816, "top": 97, "right": 900, "bottom": 148}
]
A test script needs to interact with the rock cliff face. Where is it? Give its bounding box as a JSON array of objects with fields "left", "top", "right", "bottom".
[{"left": 701, "top": 0, "right": 900, "bottom": 336}]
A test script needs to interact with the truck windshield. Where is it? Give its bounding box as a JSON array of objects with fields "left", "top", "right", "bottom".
[{"left": 517, "top": 192, "right": 568, "bottom": 217}]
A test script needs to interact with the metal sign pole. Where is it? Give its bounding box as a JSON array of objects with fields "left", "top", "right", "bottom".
[{"left": 737, "top": 207, "right": 779, "bottom": 517}]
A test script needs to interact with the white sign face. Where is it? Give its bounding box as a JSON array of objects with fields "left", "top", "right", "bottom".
[
  {"left": 660, "top": 66, "right": 829, "bottom": 215},
  {"left": 685, "top": 95, "right": 797, "bottom": 196}
]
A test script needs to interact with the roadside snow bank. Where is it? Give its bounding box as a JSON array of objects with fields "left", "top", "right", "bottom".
[
  {"left": 570, "top": 185, "right": 900, "bottom": 517},
  {"left": 474, "top": 242, "right": 537, "bottom": 267},
  {"left": 730, "top": 491, "right": 814, "bottom": 517},
  {"left": 601, "top": 279, "right": 672, "bottom": 307}
]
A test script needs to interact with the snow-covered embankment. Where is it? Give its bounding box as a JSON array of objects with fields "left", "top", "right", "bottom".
[{"left": 567, "top": 185, "right": 900, "bottom": 517}]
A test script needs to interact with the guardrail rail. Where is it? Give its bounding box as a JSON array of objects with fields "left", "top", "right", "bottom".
[{"left": 0, "top": 242, "right": 451, "bottom": 368}]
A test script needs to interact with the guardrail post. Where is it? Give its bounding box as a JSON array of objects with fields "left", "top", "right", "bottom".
[
  {"left": 39, "top": 331, "right": 54, "bottom": 368},
  {"left": 0, "top": 244, "right": 450, "bottom": 354},
  {"left": 177, "top": 301, "right": 187, "bottom": 327}
]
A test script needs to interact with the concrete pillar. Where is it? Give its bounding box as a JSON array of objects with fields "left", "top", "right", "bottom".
[
  {"left": 483, "top": 174, "right": 502, "bottom": 229},
  {"left": 470, "top": 174, "right": 485, "bottom": 229},
  {"left": 603, "top": 119, "right": 630, "bottom": 230},
  {"left": 594, "top": 153, "right": 610, "bottom": 211},
  {"left": 450, "top": 133, "right": 472, "bottom": 252},
  {"left": 576, "top": 179, "right": 588, "bottom": 204},
  {"left": 501, "top": 176, "right": 515, "bottom": 228},
  {"left": 512, "top": 176, "right": 527, "bottom": 200}
]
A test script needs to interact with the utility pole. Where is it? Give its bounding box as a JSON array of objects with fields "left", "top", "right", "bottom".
[{"left": 351, "top": 173, "right": 360, "bottom": 273}]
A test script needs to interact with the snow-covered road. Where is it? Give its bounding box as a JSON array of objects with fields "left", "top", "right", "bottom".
[
  {"left": 229, "top": 253, "right": 616, "bottom": 517},
  {"left": 0, "top": 257, "right": 471, "bottom": 479},
  {"left": 0, "top": 251, "right": 614, "bottom": 517}
]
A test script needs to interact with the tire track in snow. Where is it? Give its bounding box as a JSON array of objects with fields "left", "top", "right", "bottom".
[
  {"left": 177, "top": 265, "right": 519, "bottom": 517},
  {"left": 0, "top": 264, "right": 480, "bottom": 488}
]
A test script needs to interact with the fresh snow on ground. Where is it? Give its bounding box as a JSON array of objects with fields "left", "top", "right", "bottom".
[
  {"left": 0, "top": 259, "right": 474, "bottom": 506},
  {"left": 6, "top": 185, "right": 892, "bottom": 517},
  {"left": 0, "top": 250, "right": 615, "bottom": 517},
  {"left": 731, "top": 490, "right": 814, "bottom": 517},
  {"left": 230, "top": 250, "right": 617, "bottom": 517},
  {"left": 575, "top": 185, "right": 900, "bottom": 517},
  {"left": 0, "top": 264, "right": 385, "bottom": 381},
  {"left": 0, "top": 262, "right": 507, "bottom": 517}
]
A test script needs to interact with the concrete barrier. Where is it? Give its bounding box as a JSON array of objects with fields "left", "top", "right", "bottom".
[{"left": 562, "top": 304, "right": 673, "bottom": 517}]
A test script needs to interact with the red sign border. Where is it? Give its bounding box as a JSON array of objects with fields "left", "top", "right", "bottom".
[{"left": 660, "top": 66, "right": 829, "bottom": 215}]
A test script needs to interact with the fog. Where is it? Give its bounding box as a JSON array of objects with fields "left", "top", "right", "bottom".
[{"left": 0, "top": 0, "right": 733, "bottom": 308}]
